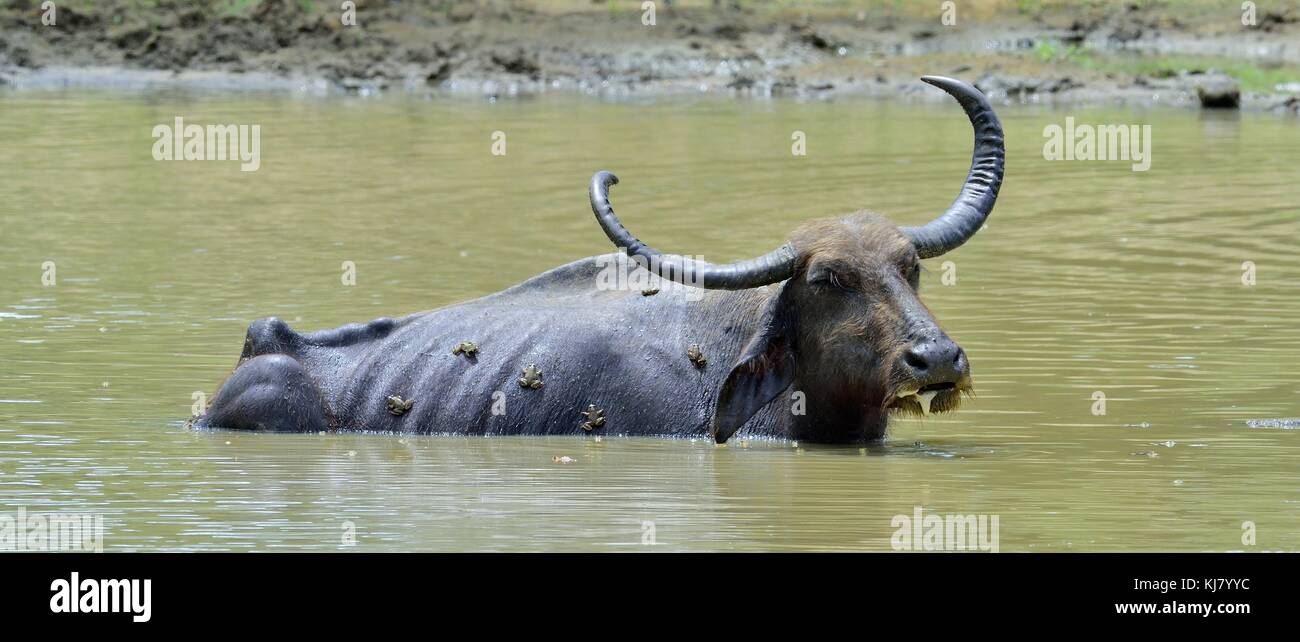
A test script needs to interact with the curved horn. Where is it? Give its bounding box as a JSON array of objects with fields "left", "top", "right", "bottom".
[
  {"left": 589, "top": 171, "right": 797, "bottom": 290},
  {"left": 902, "top": 76, "right": 1005, "bottom": 259}
]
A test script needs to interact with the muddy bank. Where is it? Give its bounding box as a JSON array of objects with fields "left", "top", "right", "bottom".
[{"left": 1, "top": 0, "right": 1298, "bottom": 112}]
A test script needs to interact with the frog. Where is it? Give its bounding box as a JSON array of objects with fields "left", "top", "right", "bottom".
[
  {"left": 686, "top": 344, "right": 707, "bottom": 368},
  {"left": 518, "top": 364, "right": 544, "bottom": 389},
  {"left": 451, "top": 340, "right": 479, "bottom": 357},
  {"left": 580, "top": 404, "right": 606, "bottom": 431},
  {"left": 386, "top": 395, "right": 414, "bottom": 416}
]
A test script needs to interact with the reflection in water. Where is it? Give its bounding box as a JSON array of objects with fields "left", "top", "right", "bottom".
[{"left": 0, "top": 92, "right": 1297, "bottom": 551}]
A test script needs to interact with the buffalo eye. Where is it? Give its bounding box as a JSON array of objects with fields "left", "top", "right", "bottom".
[
  {"left": 906, "top": 262, "right": 921, "bottom": 288},
  {"left": 806, "top": 265, "right": 855, "bottom": 293},
  {"left": 828, "top": 271, "right": 851, "bottom": 292}
]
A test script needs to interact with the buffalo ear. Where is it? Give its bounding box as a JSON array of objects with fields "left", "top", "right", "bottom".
[{"left": 710, "top": 298, "right": 796, "bottom": 444}]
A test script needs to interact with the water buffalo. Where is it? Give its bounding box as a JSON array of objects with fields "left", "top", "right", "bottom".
[{"left": 193, "top": 76, "right": 1004, "bottom": 443}]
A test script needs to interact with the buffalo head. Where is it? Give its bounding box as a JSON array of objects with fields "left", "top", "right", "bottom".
[{"left": 588, "top": 76, "right": 1005, "bottom": 443}]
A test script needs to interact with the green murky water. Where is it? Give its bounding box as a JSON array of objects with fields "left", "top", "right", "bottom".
[{"left": 1, "top": 90, "right": 1297, "bottom": 551}]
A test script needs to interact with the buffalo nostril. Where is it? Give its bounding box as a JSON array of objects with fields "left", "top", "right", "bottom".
[
  {"left": 903, "top": 349, "right": 930, "bottom": 372},
  {"left": 952, "top": 348, "right": 969, "bottom": 377},
  {"left": 902, "top": 339, "right": 965, "bottom": 383}
]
